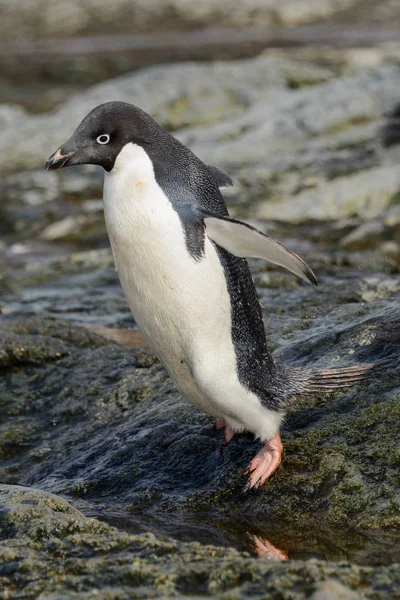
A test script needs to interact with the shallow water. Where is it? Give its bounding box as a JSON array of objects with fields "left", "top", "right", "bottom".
[{"left": 94, "top": 510, "right": 400, "bottom": 565}]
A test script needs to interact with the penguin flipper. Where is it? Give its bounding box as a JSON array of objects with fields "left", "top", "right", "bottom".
[
  {"left": 207, "top": 165, "right": 235, "bottom": 188},
  {"left": 203, "top": 213, "right": 318, "bottom": 286}
]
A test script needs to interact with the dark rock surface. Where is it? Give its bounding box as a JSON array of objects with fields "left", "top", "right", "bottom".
[
  {"left": 1, "top": 484, "right": 400, "bottom": 599},
  {"left": 0, "top": 289, "right": 399, "bottom": 553}
]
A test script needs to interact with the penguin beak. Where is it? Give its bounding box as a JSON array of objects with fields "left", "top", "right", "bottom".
[{"left": 45, "top": 147, "right": 75, "bottom": 170}]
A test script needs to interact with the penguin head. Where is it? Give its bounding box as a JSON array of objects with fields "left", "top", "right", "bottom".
[{"left": 46, "top": 101, "right": 161, "bottom": 172}]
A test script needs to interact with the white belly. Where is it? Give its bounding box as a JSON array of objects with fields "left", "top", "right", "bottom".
[{"left": 102, "top": 144, "right": 282, "bottom": 440}]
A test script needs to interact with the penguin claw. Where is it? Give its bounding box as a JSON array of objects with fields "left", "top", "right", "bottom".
[
  {"left": 242, "top": 465, "right": 256, "bottom": 477},
  {"left": 242, "top": 480, "right": 252, "bottom": 494},
  {"left": 243, "top": 476, "right": 262, "bottom": 494},
  {"left": 242, "top": 431, "right": 283, "bottom": 491}
]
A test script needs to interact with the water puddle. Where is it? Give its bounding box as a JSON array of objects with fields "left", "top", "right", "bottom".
[{"left": 92, "top": 510, "right": 400, "bottom": 565}]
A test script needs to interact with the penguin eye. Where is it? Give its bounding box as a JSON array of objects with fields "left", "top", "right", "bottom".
[{"left": 96, "top": 134, "right": 110, "bottom": 145}]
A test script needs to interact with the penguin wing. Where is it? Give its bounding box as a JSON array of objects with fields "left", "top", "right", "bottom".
[
  {"left": 203, "top": 212, "right": 318, "bottom": 286},
  {"left": 207, "top": 165, "right": 235, "bottom": 188}
]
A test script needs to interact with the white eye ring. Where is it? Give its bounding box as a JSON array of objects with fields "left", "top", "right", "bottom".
[{"left": 96, "top": 134, "right": 110, "bottom": 145}]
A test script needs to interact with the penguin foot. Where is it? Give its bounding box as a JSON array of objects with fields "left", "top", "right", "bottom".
[
  {"left": 215, "top": 418, "right": 235, "bottom": 452},
  {"left": 243, "top": 431, "right": 283, "bottom": 491},
  {"left": 223, "top": 424, "right": 235, "bottom": 446},
  {"left": 215, "top": 417, "right": 226, "bottom": 431}
]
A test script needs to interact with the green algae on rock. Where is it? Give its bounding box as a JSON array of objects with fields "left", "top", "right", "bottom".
[{"left": 1, "top": 485, "right": 399, "bottom": 599}]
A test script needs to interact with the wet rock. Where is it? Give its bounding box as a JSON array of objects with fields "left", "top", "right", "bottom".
[
  {"left": 1, "top": 484, "right": 399, "bottom": 599},
  {"left": 0, "top": 280, "right": 399, "bottom": 541},
  {"left": 0, "top": 167, "right": 105, "bottom": 244},
  {"left": 0, "top": 170, "right": 61, "bottom": 236},
  {"left": 0, "top": 329, "right": 68, "bottom": 367},
  {"left": 1, "top": 258, "right": 129, "bottom": 328}
]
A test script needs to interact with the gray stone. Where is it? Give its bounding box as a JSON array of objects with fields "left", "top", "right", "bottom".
[
  {"left": 0, "top": 55, "right": 288, "bottom": 175},
  {"left": 310, "top": 580, "right": 362, "bottom": 600},
  {"left": 1, "top": 0, "right": 399, "bottom": 42},
  {"left": 256, "top": 165, "right": 400, "bottom": 223},
  {"left": 340, "top": 221, "right": 386, "bottom": 251},
  {"left": 340, "top": 204, "right": 400, "bottom": 250},
  {"left": 39, "top": 211, "right": 106, "bottom": 243},
  {"left": 1, "top": 57, "right": 399, "bottom": 180}
]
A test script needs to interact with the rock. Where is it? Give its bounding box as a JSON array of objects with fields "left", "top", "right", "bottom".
[
  {"left": 256, "top": 166, "right": 400, "bottom": 224},
  {"left": 1, "top": 0, "right": 399, "bottom": 42},
  {"left": 385, "top": 203, "right": 400, "bottom": 230},
  {"left": 0, "top": 329, "right": 69, "bottom": 367},
  {"left": 1, "top": 57, "right": 399, "bottom": 179},
  {"left": 380, "top": 240, "right": 400, "bottom": 258},
  {"left": 340, "top": 204, "right": 400, "bottom": 250},
  {"left": 381, "top": 101, "right": 400, "bottom": 147},
  {"left": 0, "top": 54, "right": 288, "bottom": 175},
  {"left": 310, "top": 580, "right": 362, "bottom": 600},
  {"left": 1, "top": 57, "right": 399, "bottom": 255},
  {"left": 340, "top": 221, "right": 384, "bottom": 251},
  {"left": 358, "top": 275, "right": 399, "bottom": 302},
  {"left": 0, "top": 295, "right": 399, "bottom": 542},
  {"left": 39, "top": 211, "right": 106, "bottom": 243},
  {"left": 0, "top": 170, "right": 61, "bottom": 236},
  {"left": 270, "top": 56, "right": 334, "bottom": 88},
  {"left": 181, "top": 64, "right": 400, "bottom": 165},
  {"left": 0, "top": 167, "right": 105, "bottom": 243},
  {"left": 1, "top": 254, "right": 128, "bottom": 328},
  {"left": 1, "top": 484, "right": 400, "bottom": 599}
]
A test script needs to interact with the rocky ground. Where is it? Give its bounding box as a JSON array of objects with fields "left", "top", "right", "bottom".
[
  {"left": 0, "top": 26, "right": 400, "bottom": 600},
  {"left": 2, "top": 0, "right": 399, "bottom": 41},
  {"left": 4, "top": 485, "right": 400, "bottom": 600}
]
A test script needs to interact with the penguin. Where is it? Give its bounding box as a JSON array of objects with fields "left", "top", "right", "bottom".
[{"left": 46, "top": 101, "right": 379, "bottom": 490}]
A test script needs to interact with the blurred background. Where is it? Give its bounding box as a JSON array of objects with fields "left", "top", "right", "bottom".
[
  {"left": 0, "top": 0, "right": 399, "bottom": 326},
  {"left": 0, "top": 0, "right": 400, "bottom": 567}
]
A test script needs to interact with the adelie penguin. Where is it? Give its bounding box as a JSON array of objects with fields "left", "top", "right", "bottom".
[{"left": 46, "top": 101, "right": 379, "bottom": 490}]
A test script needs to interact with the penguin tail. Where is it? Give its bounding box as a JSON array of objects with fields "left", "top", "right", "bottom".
[{"left": 288, "top": 359, "right": 395, "bottom": 396}]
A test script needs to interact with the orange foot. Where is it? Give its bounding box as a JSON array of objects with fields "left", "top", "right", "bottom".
[
  {"left": 243, "top": 431, "right": 283, "bottom": 491},
  {"left": 215, "top": 418, "right": 235, "bottom": 447}
]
